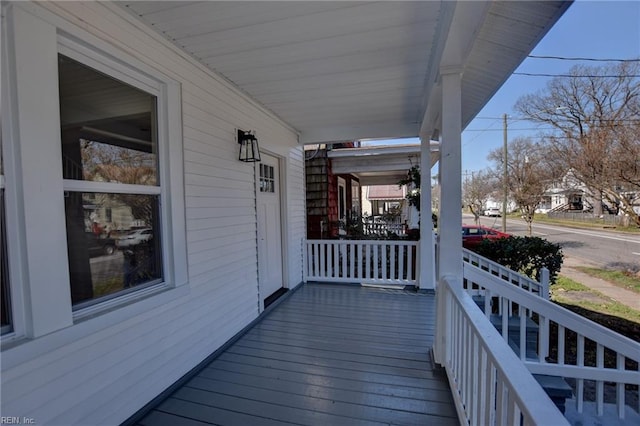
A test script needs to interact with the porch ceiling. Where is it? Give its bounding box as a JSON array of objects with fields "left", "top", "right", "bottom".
[
  {"left": 327, "top": 144, "right": 438, "bottom": 186},
  {"left": 120, "top": 1, "right": 570, "bottom": 145}
]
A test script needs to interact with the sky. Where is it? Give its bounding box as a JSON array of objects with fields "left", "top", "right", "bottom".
[
  {"left": 361, "top": 0, "right": 640, "bottom": 175},
  {"left": 460, "top": 0, "right": 640, "bottom": 175}
]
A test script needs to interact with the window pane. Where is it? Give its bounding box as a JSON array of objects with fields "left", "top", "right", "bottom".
[
  {"left": 64, "top": 192, "right": 162, "bottom": 308},
  {"left": 58, "top": 54, "right": 158, "bottom": 186},
  {"left": 1, "top": 189, "right": 12, "bottom": 334},
  {"left": 259, "top": 164, "right": 275, "bottom": 193}
]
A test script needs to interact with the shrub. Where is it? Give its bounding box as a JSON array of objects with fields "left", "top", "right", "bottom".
[{"left": 472, "top": 236, "right": 564, "bottom": 284}]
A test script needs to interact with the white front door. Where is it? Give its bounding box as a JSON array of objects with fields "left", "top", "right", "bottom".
[{"left": 256, "top": 153, "right": 284, "bottom": 309}]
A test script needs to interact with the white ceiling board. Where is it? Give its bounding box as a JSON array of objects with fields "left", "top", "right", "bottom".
[{"left": 120, "top": 1, "right": 571, "bottom": 145}]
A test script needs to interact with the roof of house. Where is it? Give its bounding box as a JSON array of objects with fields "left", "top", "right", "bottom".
[{"left": 367, "top": 185, "right": 405, "bottom": 201}]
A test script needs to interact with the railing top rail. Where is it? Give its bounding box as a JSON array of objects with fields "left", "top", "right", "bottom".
[
  {"left": 462, "top": 247, "right": 545, "bottom": 294},
  {"left": 443, "top": 277, "right": 570, "bottom": 425},
  {"left": 464, "top": 264, "right": 640, "bottom": 361},
  {"left": 306, "top": 239, "right": 418, "bottom": 246}
]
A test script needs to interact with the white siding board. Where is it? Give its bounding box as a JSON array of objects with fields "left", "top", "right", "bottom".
[
  {"left": 187, "top": 258, "right": 256, "bottom": 288},
  {"left": 188, "top": 232, "right": 256, "bottom": 255},
  {"left": 185, "top": 195, "right": 255, "bottom": 209},
  {"left": 186, "top": 223, "right": 253, "bottom": 242},
  {"left": 188, "top": 241, "right": 256, "bottom": 268},
  {"left": 44, "top": 293, "right": 258, "bottom": 425},
  {"left": 184, "top": 185, "right": 255, "bottom": 200},
  {"left": 184, "top": 174, "right": 252, "bottom": 192},
  {"left": 285, "top": 146, "right": 307, "bottom": 288},
  {"left": 3, "top": 2, "right": 303, "bottom": 425},
  {"left": 187, "top": 253, "right": 256, "bottom": 281},
  {"left": 185, "top": 163, "right": 254, "bottom": 186},
  {"left": 186, "top": 215, "right": 255, "bottom": 232},
  {"left": 183, "top": 144, "right": 238, "bottom": 168}
]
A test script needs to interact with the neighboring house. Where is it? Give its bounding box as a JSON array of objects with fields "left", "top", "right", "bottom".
[
  {"left": 365, "top": 184, "right": 414, "bottom": 235},
  {"left": 366, "top": 184, "right": 406, "bottom": 219},
  {"left": 1, "top": 2, "right": 582, "bottom": 425},
  {"left": 305, "top": 144, "right": 435, "bottom": 238},
  {"left": 305, "top": 145, "right": 361, "bottom": 239},
  {"left": 538, "top": 171, "right": 589, "bottom": 213},
  {"left": 537, "top": 170, "right": 639, "bottom": 215}
]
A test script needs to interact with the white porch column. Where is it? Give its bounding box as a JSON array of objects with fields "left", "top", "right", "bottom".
[
  {"left": 434, "top": 68, "right": 463, "bottom": 365},
  {"left": 437, "top": 69, "right": 463, "bottom": 283},
  {"left": 418, "top": 138, "right": 435, "bottom": 290}
]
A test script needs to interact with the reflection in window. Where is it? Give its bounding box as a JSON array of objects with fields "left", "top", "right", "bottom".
[
  {"left": 1, "top": 188, "right": 12, "bottom": 334},
  {"left": 64, "top": 192, "right": 162, "bottom": 307},
  {"left": 260, "top": 164, "right": 275, "bottom": 193},
  {"left": 58, "top": 54, "right": 164, "bottom": 309},
  {"left": 58, "top": 55, "right": 158, "bottom": 186}
]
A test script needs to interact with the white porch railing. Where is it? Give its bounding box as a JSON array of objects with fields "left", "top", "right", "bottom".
[
  {"left": 463, "top": 263, "right": 640, "bottom": 421},
  {"left": 440, "top": 276, "right": 570, "bottom": 425},
  {"left": 463, "top": 247, "right": 549, "bottom": 299},
  {"left": 362, "top": 220, "right": 406, "bottom": 236},
  {"left": 304, "top": 239, "right": 418, "bottom": 286},
  {"left": 302, "top": 239, "right": 639, "bottom": 422}
]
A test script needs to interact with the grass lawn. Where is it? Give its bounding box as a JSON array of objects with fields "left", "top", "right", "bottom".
[
  {"left": 551, "top": 276, "right": 640, "bottom": 341},
  {"left": 575, "top": 266, "right": 640, "bottom": 293}
]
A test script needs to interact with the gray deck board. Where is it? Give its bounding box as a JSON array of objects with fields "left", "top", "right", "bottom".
[{"left": 136, "top": 284, "right": 458, "bottom": 425}]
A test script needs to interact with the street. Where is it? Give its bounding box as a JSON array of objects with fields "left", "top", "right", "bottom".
[{"left": 463, "top": 214, "right": 640, "bottom": 271}]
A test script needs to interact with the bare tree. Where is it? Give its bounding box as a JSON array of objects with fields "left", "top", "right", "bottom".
[
  {"left": 462, "top": 170, "right": 498, "bottom": 224},
  {"left": 81, "top": 139, "right": 157, "bottom": 227},
  {"left": 488, "top": 137, "right": 552, "bottom": 235},
  {"left": 514, "top": 62, "right": 640, "bottom": 225}
]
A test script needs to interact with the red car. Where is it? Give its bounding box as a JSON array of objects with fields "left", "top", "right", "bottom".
[{"left": 462, "top": 225, "right": 510, "bottom": 249}]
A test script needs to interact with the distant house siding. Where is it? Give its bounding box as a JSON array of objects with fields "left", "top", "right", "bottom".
[
  {"left": 305, "top": 153, "right": 330, "bottom": 239},
  {"left": 1, "top": 2, "right": 303, "bottom": 425},
  {"left": 304, "top": 149, "right": 360, "bottom": 239}
]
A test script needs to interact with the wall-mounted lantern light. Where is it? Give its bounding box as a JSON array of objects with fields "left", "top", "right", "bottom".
[{"left": 237, "top": 129, "right": 261, "bottom": 162}]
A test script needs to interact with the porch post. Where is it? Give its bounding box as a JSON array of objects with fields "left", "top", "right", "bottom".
[
  {"left": 418, "top": 138, "right": 435, "bottom": 290},
  {"left": 434, "top": 68, "right": 463, "bottom": 365},
  {"left": 437, "top": 69, "right": 463, "bottom": 283}
]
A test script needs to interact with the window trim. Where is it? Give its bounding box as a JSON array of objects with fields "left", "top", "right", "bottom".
[
  {"left": 0, "top": 179, "right": 12, "bottom": 336},
  {"left": 1, "top": 4, "right": 187, "bottom": 342},
  {"left": 57, "top": 36, "right": 186, "bottom": 321}
]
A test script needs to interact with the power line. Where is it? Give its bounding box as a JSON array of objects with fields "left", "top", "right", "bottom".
[
  {"left": 465, "top": 127, "right": 557, "bottom": 132},
  {"left": 527, "top": 55, "right": 640, "bottom": 62},
  {"left": 513, "top": 72, "right": 640, "bottom": 78}
]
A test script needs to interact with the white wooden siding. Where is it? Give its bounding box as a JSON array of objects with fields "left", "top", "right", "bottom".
[
  {"left": 1, "top": 2, "right": 304, "bottom": 425},
  {"left": 286, "top": 146, "right": 307, "bottom": 288}
]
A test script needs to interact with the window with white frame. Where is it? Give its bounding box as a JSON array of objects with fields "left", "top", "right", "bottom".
[
  {"left": 2, "top": 7, "right": 186, "bottom": 337},
  {"left": 351, "top": 180, "right": 360, "bottom": 218},
  {"left": 58, "top": 54, "right": 163, "bottom": 309},
  {"left": 1, "top": 146, "right": 11, "bottom": 335},
  {"left": 337, "top": 177, "right": 346, "bottom": 220}
]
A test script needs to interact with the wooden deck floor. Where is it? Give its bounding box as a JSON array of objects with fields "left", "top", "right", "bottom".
[{"left": 135, "top": 284, "right": 459, "bottom": 425}]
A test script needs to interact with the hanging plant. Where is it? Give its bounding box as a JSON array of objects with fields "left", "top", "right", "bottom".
[{"left": 398, "top": 165, "right": 421, "bottom": 211}]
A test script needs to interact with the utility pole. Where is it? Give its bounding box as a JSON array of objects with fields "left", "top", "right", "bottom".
[{"left": 502, "top": 114, "right": 508, "bottom": 233}]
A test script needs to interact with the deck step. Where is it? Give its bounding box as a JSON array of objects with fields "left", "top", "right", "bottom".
[
  {"left": 533, "top": 374, "right": 574, "bottom": 414},
  {"left": 473, "top": 298, "right": 574, "bottom": 416},
  {"left": 489, "top": 314, "right": 539, "bottom": 352}
]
